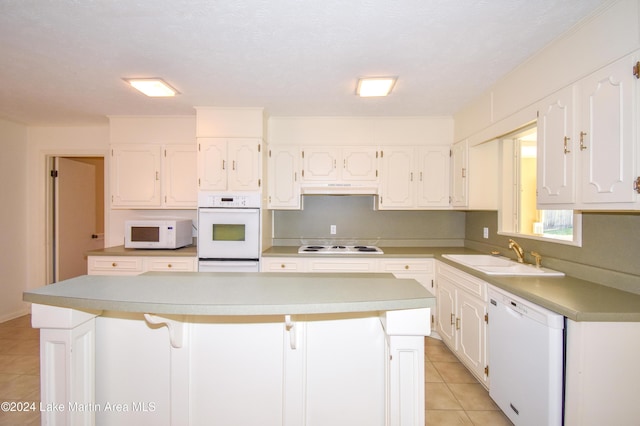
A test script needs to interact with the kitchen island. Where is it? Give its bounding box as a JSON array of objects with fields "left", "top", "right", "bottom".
[{"left": 24, "top": 272, "right": 434, "bottom": 426}]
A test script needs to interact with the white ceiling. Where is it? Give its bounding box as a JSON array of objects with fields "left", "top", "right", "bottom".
[{"left": 0, "top": 0, "right": 611, "bottom": 126}]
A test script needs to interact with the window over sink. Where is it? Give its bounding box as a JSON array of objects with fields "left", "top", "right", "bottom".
[{"left": 498, "top": 124, "right": 582, "bottom": 246}]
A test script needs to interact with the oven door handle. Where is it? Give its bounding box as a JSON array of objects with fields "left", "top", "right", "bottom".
[{"left": 198, "top": 208, "right": 259, "bottom": 214}]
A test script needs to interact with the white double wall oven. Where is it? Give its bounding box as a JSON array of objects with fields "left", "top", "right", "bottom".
[{"left": 197, "top": 192, "right": 261, "bottom": 272}]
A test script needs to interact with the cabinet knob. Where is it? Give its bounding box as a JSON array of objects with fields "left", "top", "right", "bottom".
[
  {"left": 112, "top": 263, "right": 117, "bottom": 267},
  {"left": 281, "top": 264, "right": 285, "bottom": 268},
  {"left": 404, "top": 265, "right": 409, "bottom": 270},
  {"left": 168, "top": 264, "right": 172, "bottom": 268}
]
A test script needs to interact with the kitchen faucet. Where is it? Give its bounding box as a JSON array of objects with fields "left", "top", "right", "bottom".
[{"left": 508, "top": 239, "right": 525, "bottom": 263}]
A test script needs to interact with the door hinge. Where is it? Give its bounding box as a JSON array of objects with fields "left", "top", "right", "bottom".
[
  {"left": 258, "top": 144, "right": 261, "bottom": 153},
  {"left": 431, "top": 279, "right": 434, "bottom": 288},
  {"left": 301, "top": 150, "right": 305, "bottom": 158},
  {"left": 484, "top": 313, "right": 489, "bottom": 324},
  {"left": 633, "top": 61, "right": 640, "bottom": 79},
  {"left": 380, "top": 150, "right": 384, "bottom": 158},
  {"left": 634, "top": 176, "right": 640, "bottom": 194},
  {"left": 50, "top": 170, "right": 58, "bottom": 178},
  {"left": 268, "top": 149, "right": 271, "bottom": 158},
  {"left": 258, "top": 179, "right": 261, "bottom": 187},
  {"left": 484, "top": 365, "right": 489, "bottom": 377}
]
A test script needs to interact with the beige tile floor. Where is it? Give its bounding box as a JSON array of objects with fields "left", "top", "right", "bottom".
[
  {"left": 425, "top": 336, "right": 512, "bottom": 425},
  {"left": 0, "top": 315, "right": 40, "bottom": 426},
  {"left": 0, "top": 315, "right": 512, "bottom": 425}
]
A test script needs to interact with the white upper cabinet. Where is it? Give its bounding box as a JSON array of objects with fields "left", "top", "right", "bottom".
[
  {"left": 110, "top": 144, "right": 196, "bottom": 209},
  {"left": 163, "top": 145, "right": 198, "bottom": 207},
  {"left": 578, "top": 55, "right": 636, "bottom": 206},
  {"left": 197, "top": 138, "right": 262, "bottom": 192},
  {"left": 267, "top": 145, "right": 301, "bottom": 209},
  {"left": 417, "top": 146, "right": 451, "bottom": 208},
  {"left": 450, "top": 140, "right": 498, "bottom": 210},
  {"left": 379, "top": 145, "right": 450, "bottom": 210},
  {"left": 379, "top": 147, "right": 413, "bottom": 208},
  {"left": 537, "top": 86, "right": 576, "bottom": 205},
  {"left": 450, "top": 140, "right": 468, "bottom": 207},
  {"left": 537, "top": 53, "right": 639, "bottom": 209},
  {"left": 301, "top": 146, "right": 378, "bottom": 183}
]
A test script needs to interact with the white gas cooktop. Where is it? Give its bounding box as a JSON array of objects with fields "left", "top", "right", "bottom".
[{"left": 298, "top": 245, "right": 384, "bottom": 254}]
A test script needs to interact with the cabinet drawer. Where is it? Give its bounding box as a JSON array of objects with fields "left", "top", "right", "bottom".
[
  {"left": 378, "top": 259, "right": 433, "bottom": 273},
  {"left": 87, "top": 256, "right": 144, "bottom": 275},
  {"left": 307, "top": 259, "right": 376, "bottom": 273},
  {"left": 261, "top": 258, "right": 304, "bottom": 272},
  {"left": 145, "top": 257, "right": 196, "bottom": 272},
  {"left": 436, "top": 261, "right": 487, "bottom": 300}
]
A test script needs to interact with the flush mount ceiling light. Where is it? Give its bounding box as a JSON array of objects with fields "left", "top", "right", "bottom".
[
  {"left": 123, "top": 78, "right": 179, "bottom": 97},
  {"left": 356, "top": 77, "right": 397, "bottom": 97}
]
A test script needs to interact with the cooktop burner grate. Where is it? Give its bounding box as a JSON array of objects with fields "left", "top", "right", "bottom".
[{"left": 297, "top": 245, "right": 384, "bottom": 254}]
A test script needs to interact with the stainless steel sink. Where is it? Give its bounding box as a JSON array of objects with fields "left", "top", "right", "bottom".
[{"left": 441, "top": 254, "right": 565, "bottom": 277}]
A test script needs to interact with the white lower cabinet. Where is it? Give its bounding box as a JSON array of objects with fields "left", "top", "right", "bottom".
[
  {"left": 435, "top": 261, "right": 488, "bottom": 387},
  {"left": 261, "top": 257, "right": 434, "bottom": 284},
  {"left": 87, "top": 256, "right": 197, "bottom": 275},
  {"left": 306, "top": 258, "right": 377, "bottom": 273},
  {"left": 34, "top": 306, "right": 429, "bottom": 426}
]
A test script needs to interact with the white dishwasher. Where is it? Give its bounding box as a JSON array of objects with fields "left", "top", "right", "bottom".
[{"left": 488, "top": 285, "right": 564, "bottom": 426}]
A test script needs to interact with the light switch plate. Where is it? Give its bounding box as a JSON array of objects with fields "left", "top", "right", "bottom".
[{"left": 483, "top": 227, "right": 489, "bottom": 238}]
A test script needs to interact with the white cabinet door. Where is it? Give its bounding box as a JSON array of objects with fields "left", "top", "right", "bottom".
[
  {"left": 457, "top": 289, "right": 487, "bottom": 382},
  {"left": 197, "top": 138, "right": 227, "bottom": 191},
  {"left": 435, "top": 262, "right": 488, "bottom": 387},
  {"left": 578, "top": 55, "right": 637, "bottom": 205},
  {"left": 416, "top": 146, "right": 450, "bottom": 208},
  {"left": 435, "top": 275, "right": 456, "bottom": 350},
  {"left": 301, "top": 146, "right": 378, "bottom": 183},
  {"left": 450, "top": 140, "right": 468, "bottom": 207},
  {"left": 537, "top": 86, "right": 576, "bottom": 205},
  {"left": 268, "top": 146, "right": 301, "bottom": 209},
  {"left": 301, "top": 147, "right": 340, "bottom": 181},
  {"left": 228, "top": 139, "right": 262, "bottom": 191},
  {"left": 198, "top": 138, "right": 261, "bottom": 191},
  {"left": 379, "top": 147, "right": 414, "bottom": 209},
  {"left": 341, "top": 147, "right": 378, "bottom": 182},
  {"left": 111, "top": 145, "right": 161, "bottom": 207},
  {"left": 163, "top": 145, "right": 197, "bottom": 208}
]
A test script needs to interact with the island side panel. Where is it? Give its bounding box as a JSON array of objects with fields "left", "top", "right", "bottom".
[{"left": 31, "top": 304, "right": 99, "bottom": 426}]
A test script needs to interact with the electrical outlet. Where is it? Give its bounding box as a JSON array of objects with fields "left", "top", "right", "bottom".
[
  {"left": 483, "top": 227, "right": 489, "bottom": 239},
  {"left": 330, "top": 225, "right": 337, "bottom": 235}
]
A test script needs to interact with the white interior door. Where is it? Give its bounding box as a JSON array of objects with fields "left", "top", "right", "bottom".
[{"left": 56, "top": 157, "right": 103, "bottom": 281}]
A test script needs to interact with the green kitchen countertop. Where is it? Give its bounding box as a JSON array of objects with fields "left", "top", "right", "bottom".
[
  {"left": 263, "top": 246, "right": 640, "bottom": 322},
  {"left": 23, "top": 272, "right": 434, "bottom": 316},
  {"left": 87, "top": 244, "right": 197, "bottom": 257}
]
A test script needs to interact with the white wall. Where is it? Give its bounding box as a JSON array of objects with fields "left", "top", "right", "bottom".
[
  {"left": 454, "top": 0, "right": 640, "bottom": 143},
  {"left": 268, "top": 116, "right": 453, "bottom": 146},
  {"left": 26, "top": 125, "right": 110, "bottom": 294},
  {"left": 0, "top": 118, "right": 29, "bottom": 321}
]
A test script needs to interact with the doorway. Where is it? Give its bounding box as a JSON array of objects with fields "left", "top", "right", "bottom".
[{"left": 48, "top": 156, "right": 105, "bottom": 282}]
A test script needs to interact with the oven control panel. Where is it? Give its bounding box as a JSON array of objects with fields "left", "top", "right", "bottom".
[{"left": 198, "top": 192, "right": 261, "bottom": 208}]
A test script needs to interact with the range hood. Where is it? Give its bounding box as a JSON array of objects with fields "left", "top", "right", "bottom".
[{"left": 300, "top": 183, "right": 379, "bottom": 195}]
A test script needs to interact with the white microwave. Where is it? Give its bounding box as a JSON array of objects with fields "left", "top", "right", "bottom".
[{"left": 125, "top": 219, "right": 192, "bottom": 249}]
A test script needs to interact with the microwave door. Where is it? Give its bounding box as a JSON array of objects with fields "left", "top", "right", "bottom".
[{"left": 197, "top": 209, "right": 260, "bottom": 259}]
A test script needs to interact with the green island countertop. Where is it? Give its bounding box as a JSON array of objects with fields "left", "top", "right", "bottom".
[
  {"left": 263, "top": 246, "right": 640, "bottom": 322},
  {"left": 23, "top": 272, "right": 434, "bottom": 316}
]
